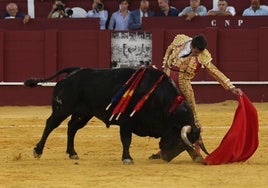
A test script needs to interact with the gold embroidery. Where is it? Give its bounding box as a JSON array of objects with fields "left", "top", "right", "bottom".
[
  {"left": 163, "top": 34, "right": 235, "bottom": 127},
  {"left": 163, "top": 34, "right": 192, "bottom": 68},
  {"left": 203, "top": 62, "right": 234, "bottom": 90},
  {"left": 198, "top": 49, "right": 212, "bottom": 67}
]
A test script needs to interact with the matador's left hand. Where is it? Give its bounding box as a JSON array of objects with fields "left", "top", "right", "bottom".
[{"left": 231, "top": 87, "right": 243, "bottom": 96}]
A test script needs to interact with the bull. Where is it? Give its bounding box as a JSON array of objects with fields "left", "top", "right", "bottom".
[{"left": 24, "top": 67, "right": 206, "bottom": 164}]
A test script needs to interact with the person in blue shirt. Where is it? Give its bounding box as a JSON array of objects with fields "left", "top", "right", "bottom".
[
  {"left": 242, "top": 0, "right": 268, "bottom": 16},
  {"left": 128, "top": 0, "right": 154, "bottom": 30},
  {"left": 87, "top": 0, "right": 108, "bottom": 30},
  {"left": 179, "top": 0, "right": 207, "bottom": 21},
  {"left": 108, "top": 0, "right": 131, "bottom": 30},
  {"left": 2, "top": 2, "right": 30, "bottom": 24},
  {"left": 155, "top": 0, "right": 179, "bottom": 16}
]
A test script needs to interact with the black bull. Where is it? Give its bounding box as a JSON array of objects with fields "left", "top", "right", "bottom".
[{"left": 24, "top": 67, "right": 206, "bottom": 164}]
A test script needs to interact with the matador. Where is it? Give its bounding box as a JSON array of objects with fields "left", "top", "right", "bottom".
[
  {"left": 162, "top": 34, "right": 242, "bottom": 127},
  {"left": 149, "top": 34, "right": 242, "bottom": 160}
]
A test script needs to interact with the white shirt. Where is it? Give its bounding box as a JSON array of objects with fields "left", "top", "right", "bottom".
[
  {"left": 140, "top": 10, "right": 148, "bottom": 17},
  {"left": 208, "top": 6, "right": 236, "bottom": 16},
  {"left": 178, "top": 39, "right": 192, "bottom": 58},
  {"left": 140, "top": 10, "right": 149, "bottom": 23},
  {"left": 242, "top": 5, "right": 268, "bottom": 16}
]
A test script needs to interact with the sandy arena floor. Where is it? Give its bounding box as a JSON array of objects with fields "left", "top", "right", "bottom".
[{"left": 0, "top": 100, "right": 268, "bottom": 188}]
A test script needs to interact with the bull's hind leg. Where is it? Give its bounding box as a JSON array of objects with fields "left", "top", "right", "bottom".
[
  {"left": 66, "top": 114, "right": 92, "bottom": 159},
  {"left": 34, "top": 113, "right": 68, "bottom": 158}
]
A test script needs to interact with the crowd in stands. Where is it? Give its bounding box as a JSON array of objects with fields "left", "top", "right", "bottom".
[{"left": 1, "top": 0, "right": 268, "bottom": 28}]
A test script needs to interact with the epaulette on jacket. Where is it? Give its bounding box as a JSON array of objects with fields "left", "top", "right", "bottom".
[
  {"left": 198, "top": 49, "right": 212, "bottom": 67},
  {"left": 172, "top": 34, "right": 192, "bottom": 46}
]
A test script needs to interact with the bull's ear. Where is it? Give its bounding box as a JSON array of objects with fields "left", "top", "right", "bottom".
[{"left": 187, "top": 125, "right": 200, "bottom": 143}]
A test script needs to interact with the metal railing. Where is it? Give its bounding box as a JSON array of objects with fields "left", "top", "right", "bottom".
[{"left": 1, "top": 81, "right": 268, "bottom": 87}]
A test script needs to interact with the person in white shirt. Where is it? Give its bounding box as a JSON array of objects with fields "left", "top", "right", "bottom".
[
  {"left": 48, "top": 0, "right": 67, "bottom": 18},
  {"left": 242, "top": 0, "right": 268, "bottom": 16},
  {"left": 87, "top": 0, "right": 108, "bottom": 30},
  {"left": 207, "top": 0, "right": 236, "bottom": 16},
  {"left": 179, "top": 0, "right": 207, "bottom": 21}
]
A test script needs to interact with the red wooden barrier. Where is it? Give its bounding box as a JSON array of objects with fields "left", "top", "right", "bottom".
[
  {"left": 0, "top": 17, "right": 268, "bottom": 105},
  {"left": 142, "top": 16, "right": 268, "bottom": 30},
  {"left": 0, "top": 18, "right": 99, "bottom": 30}
]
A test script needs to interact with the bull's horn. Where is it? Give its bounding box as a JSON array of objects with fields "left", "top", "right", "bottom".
[
  {"left": 181, "top": 126, "right": 195, "bottom": 149},
  {"left": 198, "top": 135, "right": 210, "bottom": 155}
]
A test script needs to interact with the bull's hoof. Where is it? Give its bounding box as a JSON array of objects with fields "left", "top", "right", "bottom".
[
  {"left": 69, "top": 154, "right": 79, "bottom": 160},
  {"left": 149, "top": 151, "right": 162, "bottom": 160},
  {"left": 148, "top": 153, "right": 161, "bottom": 160},
  {"left": 33, "top": 148, "right": 42, "bottom": 158},
  {"left": 122, "top": 159, "right": 134, "bottom": 165}
]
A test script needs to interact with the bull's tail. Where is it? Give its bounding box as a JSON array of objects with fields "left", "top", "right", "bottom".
[{"left": 24, "top": 67, "right": 81, "bottom": 87}]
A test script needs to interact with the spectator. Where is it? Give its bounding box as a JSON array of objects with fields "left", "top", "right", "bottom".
[
  {"left": 207, "top": 0, "right": 236, "bottom": 16},
  {"left": 87, "top": 0, "right": 108, "bottom": 30},
  {"left": 2, "top": 2, "right": 30, "bottom": 24},
  {"left": 155, "top": 0, "right": 179, "bottom": 16},
  {"left": 179, "top": 0, "right": 207, "bottom": 21},
  {"left": 108, "top": 0, "right": 131, "bottom": 30},
  {"left": 128, "top": 0, "right": 154, "bottom": 30},
  {"left": 48, "top": 0, "right": 72, "bottom": 18},
  {"left": 242, "top": 0, "right": 268, "bottom": 16}
]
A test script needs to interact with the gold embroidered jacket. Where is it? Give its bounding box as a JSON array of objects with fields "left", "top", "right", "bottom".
[{"left": 162, "top": 34, "right": 234, "bottom": 90}]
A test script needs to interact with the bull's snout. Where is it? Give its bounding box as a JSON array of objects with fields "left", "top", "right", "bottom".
[{"left": 161, "top": 143, "right": 186, "bottom": 162}]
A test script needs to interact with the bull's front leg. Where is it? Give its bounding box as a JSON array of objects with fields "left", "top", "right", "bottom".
[{"left": 120, "top": 125, "right": 133, "bottom": 165}]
